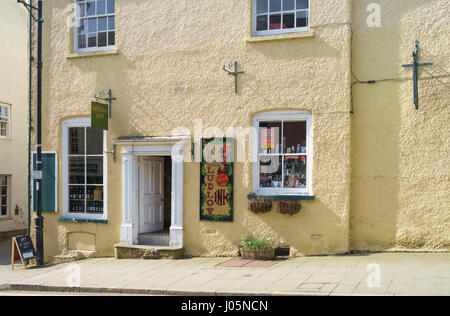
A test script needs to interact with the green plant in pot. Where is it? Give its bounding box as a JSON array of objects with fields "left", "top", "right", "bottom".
[{"left": 240, "top": 237, "right": 275, "bottom": 260}]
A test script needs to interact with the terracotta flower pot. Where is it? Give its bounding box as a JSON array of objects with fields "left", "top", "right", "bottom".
[{"left": 240, "top": 248, "right": 276, "bottom": 260}]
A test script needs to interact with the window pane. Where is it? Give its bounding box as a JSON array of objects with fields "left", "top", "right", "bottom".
[
  {"left": 88, "top": 18, "right": 97, "bottom": 33},
  {"left": 69, "top": 186, "right": 85, "bottom": 213},
  {"left": 259, "top": 121, "right": 281, "bottom": 154},
  {"left": 256, "top": 0, "right": 268, "bottom": 14},
  {"left": 259, "top": 155, "right": 282, "bottom": 188},
  {"left": 69, "top": 157, "right": 85, "bottom": 184},
  {"left": 86, "top": 157, "right": 103, "bottom": 184},
  {"left": 88, "top": 33, "right": 97, "bottom": 47},
  {"left": 284, "top": 155, "right": 307, "bottom": 188},
  {"left": 1, "top": 206, "right": 6, "bottom": 216},
  {"left": 86, "top": 1, "right": 96, "bottom": 16},
  {"left": 296, "top": 10, "right": 308, "bottom": 27},
  {"left": 283, "top": 13, "right": 295, "bottom": 28},
  {"left": 78, "top": 19, "right": 87, "bottom": 33},
  {"left": 270, "top": 0, "right": 281, "bottom": 12},
  {"left": 1, "top": 196, "right": 6, "bottom": 206},
  {"left": 78, "top": 34, "right": 87, "bottom": 49},
  {"left": 86, "top": 128, "right": 103, "bottom": 155},
  {"left": 77, "top": 2, "right": 86, "bottom": 17},
  {"left": 256, "top": 15, "right": 268, "bottom": 31},
  {"left": 296, "top": 0, "right": 308, "bottom": 10},
  {"left": 98, "top": 32, "right": 107, "bottom": 47},
  {"left": 98, "top": 17, "right": 107, "bottom": 31},
  {"left": 107, "top": 0, "right": 115, "bottom": 14},
  {"left": 0, "top": 176, "right": 6, "bottom": 185},
  {"left": 269, "top": 14, "right": 281, "bottom": 29},
  {"left": 96, "top": 0, "right": 106, "bottom": 15},
  {"left": 108, "top": 31, "right": 115, "bottom": 45},
  {"left": 69, "top": 127, "right": 85, "bottom": 155},
  {"left": 1, "top": 185, "right": 6, "bottom": 195},
  {"left": 108, "top": 16, "right": 115, "bottom": 30},
  {"left": 86, "top": 186, "right": 103, "bottom": 214},
  {"left": 283, "top": 121, "right": 306, "bottom": 153},
  {"left": 283, "top": 0, "right": 294, "bottom": 11}
]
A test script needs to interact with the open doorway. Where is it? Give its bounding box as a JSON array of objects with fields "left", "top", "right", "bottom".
[{"left": 138, "top": 156, "right": 172, "bottom": 246}]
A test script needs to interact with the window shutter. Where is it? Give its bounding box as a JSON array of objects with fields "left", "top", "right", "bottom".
[{"left": 33, "top": 152, "right": 57, "bottom": 213}]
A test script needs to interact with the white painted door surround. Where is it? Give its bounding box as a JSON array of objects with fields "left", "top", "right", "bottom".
[{"left": 115, "top": 136, "right": 190, "bottom": 248}]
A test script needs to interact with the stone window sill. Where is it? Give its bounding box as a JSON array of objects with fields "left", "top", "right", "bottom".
[
  {"left": 58, "top": 217, "right": 108, "bottom": 224},
  {"left": 246, "top": 31, "right": 314, "bottom": 43},
  {"left": 0, "top": 216, "right": 13, "bottom": 221},
  {"left": 247, "top": 193, "right": 315, "bottom": 201},
  {"left": 66, "top": 49, "right": 119, "bottom": 59}
]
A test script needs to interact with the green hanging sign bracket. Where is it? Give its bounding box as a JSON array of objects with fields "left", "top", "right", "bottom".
[
  {"left": 223, "top": 61, "right": 244, "bottom": 94},
  {"left": 94, "top": 89, "right": 116, "bottom": 118}
]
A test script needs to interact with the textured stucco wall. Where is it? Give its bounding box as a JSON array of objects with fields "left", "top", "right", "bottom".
[
  {"left": 0, "top": 0, "right": 28, "bottom": 233},
  {"left": 350, "top": 0, "right": 449, "bottom": 251},
  {"left": 33, "top": 0, "right": 353, "bottom": 260}
]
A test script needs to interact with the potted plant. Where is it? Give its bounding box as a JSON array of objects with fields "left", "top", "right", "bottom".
[{"left": 240, "top": 237, "right": 275, "bottom": 260}]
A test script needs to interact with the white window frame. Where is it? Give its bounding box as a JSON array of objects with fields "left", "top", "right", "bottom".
[
  {"left": 0, "top": 175, "right": 10, "bottom": 218},
  {"left": 62, "top": 118, "right": 107, "bottom": 220},
  {"left": 252, "top": 0, "right": 310, "bottom": 37},
  {"left": 0, "top": 103, "right": 11, "bottom": 140},
  {"left": 73, "top": 0, "right": 116, "bottom": 54},
  {"left": 252, "top": 111, "right": 313, "bottom": 196}
]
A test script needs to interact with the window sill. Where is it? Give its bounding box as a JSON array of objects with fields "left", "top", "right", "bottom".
[
  {"left": 246, "top": 31, "right": 314, "bottom": 43},
  {"left": 247, "top": 193, "right": 315, "bottom": 201},
  {"left": 0, "top": 216, "right": 12, "bottom": 221},
  {"left": 58, "top": 217, "right": 108, "bottom": 224},
  {"left": 66, "top": 49, "right": 119, "bottom": 59}
]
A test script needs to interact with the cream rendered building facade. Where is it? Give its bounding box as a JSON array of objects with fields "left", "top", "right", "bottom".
[
  {"left": 31, "top": 0, "right": 448, "bottom": 261},
  {"left": 0, "top": 0, "right": 29, "bottom": 237}
]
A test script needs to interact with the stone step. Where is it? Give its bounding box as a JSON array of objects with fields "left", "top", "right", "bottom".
[
  {"left": 138, "top": 233, "right": 170, "bottom": 246},
  {"left": 114, "top": 244, "right": 184, "bottom": 260}
]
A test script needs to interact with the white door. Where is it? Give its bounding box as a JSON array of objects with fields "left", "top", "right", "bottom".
[{"left": 139, "top": 157, "right": 164, "bottom": 233}]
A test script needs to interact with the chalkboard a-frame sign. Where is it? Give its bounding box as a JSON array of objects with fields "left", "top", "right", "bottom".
[{"left": 11, "top": 235, "right": 37, "bottom": 270}]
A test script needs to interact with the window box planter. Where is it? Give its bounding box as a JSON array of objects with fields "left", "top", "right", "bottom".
[
  {"left": 240, "top": 247, "right": 276, "bottom": 260},
  {"left": 248, "top": 198, "right": 272, "bottom": 213},
  {"left": 277, "top": 200, "right": 301, "bottom": 215}
]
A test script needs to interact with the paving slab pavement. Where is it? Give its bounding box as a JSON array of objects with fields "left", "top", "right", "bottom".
[{"left": 0, "top": 252, "right": 449, "bottom": 296}]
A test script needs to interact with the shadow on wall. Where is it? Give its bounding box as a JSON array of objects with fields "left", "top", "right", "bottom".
[{"left": 349, "top": 0, "right": 449, "bottom": 251}]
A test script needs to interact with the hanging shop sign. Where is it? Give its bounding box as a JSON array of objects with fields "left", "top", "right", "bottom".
[
  {"left": 91, "top": 101, "right": 108, "bottom": 130},
  {"left": 200, "top": 138, "right": 234, "bottom": 222}
]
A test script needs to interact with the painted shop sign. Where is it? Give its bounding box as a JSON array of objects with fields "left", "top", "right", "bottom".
[
  {"left": 91, "top": 101, "right": 108, "bottom": 131},
  {"left": 200, "top": 138, "right": 234, "bottom": 222}
]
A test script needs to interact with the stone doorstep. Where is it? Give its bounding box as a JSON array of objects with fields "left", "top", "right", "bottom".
[{"left": 114, "top": 244, "right": 184, "bottom": 260}]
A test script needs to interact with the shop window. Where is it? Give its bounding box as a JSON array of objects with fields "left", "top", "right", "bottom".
[
  {"left": 74, "top": 0, "right": 115, "bottom": 52},
  {"left": 0, "top": 176, "right": 10, "bottom": 217},
  {"left": 0, "top": 104, "right": 10, "bottom": 139},
  {"left": 253, "top": 0, "right": 309, "bottom": 36},
  {"left": 62, "top": 118, "right": 106, "bottom": 220},
  {"left": 253, "top": 111, "right": 312, "bottom": 195}
]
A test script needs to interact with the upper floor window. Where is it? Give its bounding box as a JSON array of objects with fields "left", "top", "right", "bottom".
[
  {"left": 62, "top": 118, "right": 107, "bottom": 220},
  {"left": 253, "top": 0, "right": 309, "bottom": 36},
  {"left": 74, "top": 0, "right": 115, "bottom": 53},
  {"left": 0, "top": 104, "right": 10, "bottom": 139},
  {"left": 253, "top": 111, "right": 312, "bottom": 195}
]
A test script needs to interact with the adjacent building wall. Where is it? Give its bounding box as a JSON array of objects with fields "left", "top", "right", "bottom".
[
  {"left": 0, "top": 0, "right": 29, "bottom": 235},
  {"left": 35, "top": 0, "right": 352, "bottom": 260},
  {"left": 350, "top": 0, "right": 449, "bottom": 251}
]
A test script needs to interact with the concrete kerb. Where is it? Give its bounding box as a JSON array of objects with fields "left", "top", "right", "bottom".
[{"left": 0, "top": 283, "right": 339, "bottom": 296}]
